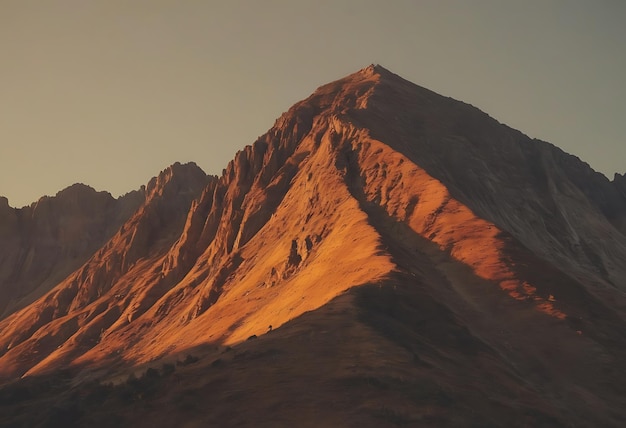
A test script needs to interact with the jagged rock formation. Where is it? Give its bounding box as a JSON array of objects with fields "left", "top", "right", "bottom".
[
  {"left": 1, "top": 65, "right": 626, "bottom": 426},
  {"left": 613, "top": 172, "right": 626, "bottom": 233},
  {"left": 0, "top": 184, "right": 144, "bottom": 319}
]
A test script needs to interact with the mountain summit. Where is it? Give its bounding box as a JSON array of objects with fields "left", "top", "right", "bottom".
[{"left": 2, "top": 65, "right": 626, "bottom": 427}]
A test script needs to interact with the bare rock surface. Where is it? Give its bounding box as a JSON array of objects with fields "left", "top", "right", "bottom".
[{"left": 0, "top": 184, "right": 144, "bottom": 318}]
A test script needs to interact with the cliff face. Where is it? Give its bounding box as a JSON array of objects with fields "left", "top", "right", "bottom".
[
  {"left": 1, "top": 65, "right": 626, "bottom": 426},
  {"left": 0, "top": 162, "right": 208, "bottom": 376},
  {"left": 0, "top": 184, "right": 144, "bottom": 318},
  {"left": 353, "top": 66, "right": 626, "bottom": 294},
  {"left": 613, "top": 172, "right": 626, "bottom": 232}
]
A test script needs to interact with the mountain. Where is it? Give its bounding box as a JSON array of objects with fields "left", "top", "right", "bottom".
[
  {"left": 0, "top": 185, "right": 143, "bottom": 319},
  {"left": 1, "top": 65, "right": 626, "bottom": 427}
]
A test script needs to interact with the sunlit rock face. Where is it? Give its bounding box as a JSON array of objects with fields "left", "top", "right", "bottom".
[{"left": 1, "top": 65, "right": 626, "bottom": 427}]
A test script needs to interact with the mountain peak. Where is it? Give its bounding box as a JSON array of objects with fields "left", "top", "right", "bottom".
[
  {"left": 358, "top": 63, "right": 386, "bottom": 77},
  {"left": 2, "top": 66, "right": 626, "bottom": 426},
  {"left": 56, "top": 182, "right": 98, "bottom": 195},
  {"left": 359, "top": 63, "right": 396, "bottom": 78},
  {"left": 145, "top": 161, "right": 207, "bottom": 200}
]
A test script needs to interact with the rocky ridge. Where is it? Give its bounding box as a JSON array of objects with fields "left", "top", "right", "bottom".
[{"left": 0, "top": 184, "right": 144, "bottom": 319}]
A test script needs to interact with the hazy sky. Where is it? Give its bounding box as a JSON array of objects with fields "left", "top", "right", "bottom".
[{"left": 1, "top": 1, "right": 625, "bottom": 207}]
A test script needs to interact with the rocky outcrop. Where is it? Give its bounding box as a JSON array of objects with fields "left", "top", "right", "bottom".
[
  {"left": 614, "top": 172, "right": 626, "bottom": 192},
  {"left": 612, "top": 172, "right": 626, "bottom": 233}
]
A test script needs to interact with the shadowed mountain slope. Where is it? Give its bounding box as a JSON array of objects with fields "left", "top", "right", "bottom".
[
  {"left": 1, "top": 65, "right": 625, "bottom": 426},
  {"left": 0, "top": 185, "right": 144, "bottom": 319}
]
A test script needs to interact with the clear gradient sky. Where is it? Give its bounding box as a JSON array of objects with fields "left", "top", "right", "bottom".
[{"left": 1, "top": 1, "right": 625, "bottom": 207}]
